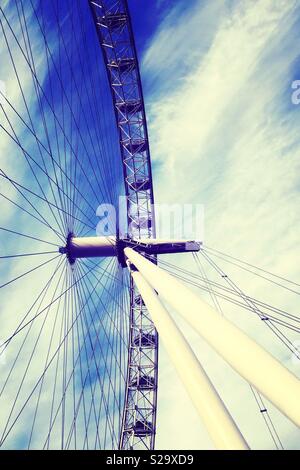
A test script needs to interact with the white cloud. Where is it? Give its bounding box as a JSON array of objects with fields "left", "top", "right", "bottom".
[
  {"left": 143, "top": 0, "right": 300, "bottom": 449},
  {"left": 1, "top": 0, "right": 300, "bottom": 451}
]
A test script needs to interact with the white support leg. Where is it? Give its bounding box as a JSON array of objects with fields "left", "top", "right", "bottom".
[
  {"left": 130, "top": 266, "right": 249, "bottom": 450},
  {"left": 125, "top": 247, "right": 300, "bottom": 428},
  {"left": 68, "top": 236, "right": 117, "bottom": 258}
]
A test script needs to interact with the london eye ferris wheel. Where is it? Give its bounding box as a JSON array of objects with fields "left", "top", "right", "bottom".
[{"left": 0, "top": 0, "right": 300, "bottom": 452}]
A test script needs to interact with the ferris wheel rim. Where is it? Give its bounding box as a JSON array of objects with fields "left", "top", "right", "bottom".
[
  {"left": 88, "top": 0, "right": 159, "bottom": 450},
  {"left": 0, "top": 0, "right": 139, "bottom": 450}
]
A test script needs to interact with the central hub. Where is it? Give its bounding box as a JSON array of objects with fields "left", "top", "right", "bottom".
[
  {"left": 60, "top": 234, "right": 118, "bottom": 265},
  {"left": 59, "top": 235, "right": 201, "bottom": 267}
]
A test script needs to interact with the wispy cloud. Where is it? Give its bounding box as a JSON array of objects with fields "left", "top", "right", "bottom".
[
  {"left": 0, "top": 1, "right": 125, "bottom": 449},
  {"left": 142, "top": 0, "right": 300, "bottom": 449}
]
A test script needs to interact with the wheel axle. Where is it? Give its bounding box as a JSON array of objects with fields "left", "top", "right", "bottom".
[{"left": 60, "top": 235, "right": 201, "bottom": 266}]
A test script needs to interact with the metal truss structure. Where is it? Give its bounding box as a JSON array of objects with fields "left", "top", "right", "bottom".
[
  {"left": 88, "top": 0, "right": 158, "bottom": 450},
  {"left": 1, "top": 0, "right": 299, "bottom": 452}
]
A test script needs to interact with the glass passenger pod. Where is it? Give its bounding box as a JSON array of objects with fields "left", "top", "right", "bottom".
[
  {"left": 124, "top": 139, "right": 147, "bottom": 154},
  {"left": 116, "top": 100, "right": 143, "bottom": 114},
  {"left": 133, "top": 332, "right": 156, "bottom": 348},
  {"left": 102, "top": 13, "right": 127, "bottom": 30},
  {"left": 130, "top": 375, "right": 155, "bottom": 390},
  {"left": 108, "top": 58, "right": 136, "bottom": 73},
  {"left": 132, "top": 420, "right": 153, "bottom": 437}
]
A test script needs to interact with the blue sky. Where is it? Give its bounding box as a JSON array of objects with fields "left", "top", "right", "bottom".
[
  {"left": 0, "top": 0, "right": 127, "bottom": 449},
  {"left": 128, "top": 0, "right": 300, "bottom": 449},
  {"left": 0, "top": 0, "right": 300, "bottom": 450}
]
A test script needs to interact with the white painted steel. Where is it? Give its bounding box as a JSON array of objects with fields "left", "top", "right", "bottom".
[
  {"left": 68, "top": 237, "right": 200, "bottom": 259},
  {"left": 132, "top": 238, "right": 199, "bottom": 245},
  {"left": 130, "top": 267, "right": 249, "bottom": 450},
  {"left": 125, "top": 247, "right": 300, "bottom": 428},
  {"left": 69, "top": 236, "right": 117, "bottom": 258}
]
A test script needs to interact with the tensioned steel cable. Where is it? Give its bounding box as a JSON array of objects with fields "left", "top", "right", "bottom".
[
  {"left": 0, "top": 0, "right": 128, "bottom": 449},
  {"left": 200, "top": 250, "right": 300, "bottom": 357},
  {"left": 192, "top": 253, "right": 284, "bottom": 450},
  {"left": 203, "top": 245, "right": 300, "bottom": 287},
  {"left": 142, "top": 253, "right": 300, "bottom": 331}
]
